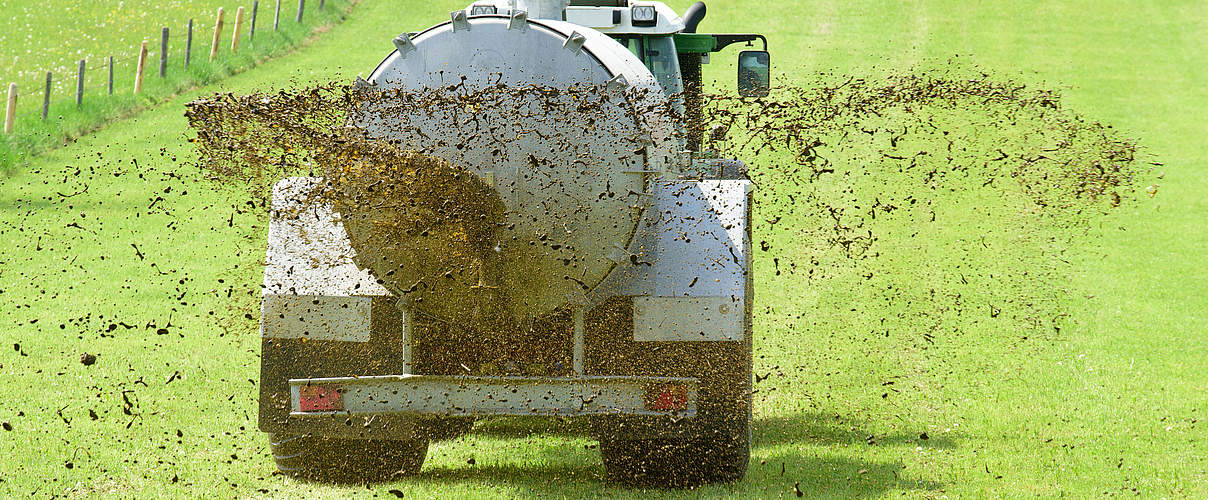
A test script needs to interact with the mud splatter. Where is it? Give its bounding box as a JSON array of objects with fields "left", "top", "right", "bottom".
[
  {"left": 700, "top": 68, "right": 1142, "bottom": 349},
  {"left": 185, "top": 66, "right": 1142, "bottom": 349},
  {"left": 176, "top": 68, "right": 1149, "bottom": 485},
  {"left": 0, "top": 60, "right": 1148, "bottom": 489}
]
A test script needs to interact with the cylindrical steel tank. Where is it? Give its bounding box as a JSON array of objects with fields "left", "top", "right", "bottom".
[{"left": 348, "top": 13, "right": 679, "bottom": 323}]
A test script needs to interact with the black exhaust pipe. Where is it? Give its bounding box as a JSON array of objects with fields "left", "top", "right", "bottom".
[{"left": 683, "top": 1, "right": 706, "bottom": 33}]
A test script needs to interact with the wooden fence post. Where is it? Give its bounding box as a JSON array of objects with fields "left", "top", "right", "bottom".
[
  {"left": 135, "top": 42, "right": 148, "bottom": 94},
  {"left": 42, "top": 72, "right": 50, "bottom": 121},
  {"left": 210, "top": 8, "right": 225, "bottom": 61},
  {"left": 4, "top": 84, "right": 16, "bottom": 134},
  {"left": 75, "top": 59, "right": 85, "bottom": 107},
  {"left": 231, "top": 7, "right": 245, "bottom": 52},
  {"left": 251, "top": 1, "right": 259, "bottom": 39},
  {"left": 274, "top": 0, "right": 281, "bottom": 30},
  {"left": 296, "top": 0, "right": 304, "bottom": 23},
  {"left": 185, "top": 20, "right": 194, "bottom": 68},
  {"left": 160, "top": 27, "right": 169, "bottom": 77},
  {"left": 107, "top": 56, "right": 114, "bottom": 95}
]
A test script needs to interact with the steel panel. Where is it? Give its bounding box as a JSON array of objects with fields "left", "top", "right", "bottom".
[
  {"left": 262, "top": 177, "right": 389, "bottom": 297},
  {"left": 260, "top": 294, "right": 372, "bottom": 342},
  {"left": 651, "top": 180, "right": 749, "bottom": 297},
  {"left": 633, "top": 295, "right": 743, "bottom": 341}
]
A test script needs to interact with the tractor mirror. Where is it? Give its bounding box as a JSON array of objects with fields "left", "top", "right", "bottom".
[{"left": 737, "top": 50, "right": 770, "bottom": 97}]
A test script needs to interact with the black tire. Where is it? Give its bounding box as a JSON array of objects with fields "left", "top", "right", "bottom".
[
  {"left": 589, "top": 295, "right": 753, "bottom": 488},
  {"left": 269, "top": 433, "right": 428, "bottom": 482},
  {"left": 600, "top": 426, "right": 749, "bottom": 488}
]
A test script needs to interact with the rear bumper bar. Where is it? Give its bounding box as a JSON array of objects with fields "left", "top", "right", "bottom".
[{"left": 289, "top": 375, "right": 697, "bottom": 418}]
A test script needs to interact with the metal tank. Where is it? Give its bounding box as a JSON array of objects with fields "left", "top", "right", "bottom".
[{"left": 351, "top": 10, "right": 680, "bottom": 323}]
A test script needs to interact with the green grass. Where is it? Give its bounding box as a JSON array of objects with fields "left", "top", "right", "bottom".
[
  {"left": 0, "top": 0, "right": 351, "bottom": 168},
  {"left": 1, "top": 0, "right": 1205, "bottom": 498}
]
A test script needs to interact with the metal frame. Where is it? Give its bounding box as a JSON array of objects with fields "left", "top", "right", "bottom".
[{"left": 289, "top": 374, "right": 698, "bottom": 418}]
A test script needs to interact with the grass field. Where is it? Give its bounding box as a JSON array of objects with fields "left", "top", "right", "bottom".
[
  {"left": 1, "top": 0, "right": 1205, "bottom": 498},
  {"left": 0, "top": 0, "right": 350, "bottom": 168},
  {"left": 1, "top": 0, "right": 241, "bottom": 100}
]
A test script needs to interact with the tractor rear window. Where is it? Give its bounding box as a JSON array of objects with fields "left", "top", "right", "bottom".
[{"left": 612, "top": 35, "right": 683, "bottom": 98}]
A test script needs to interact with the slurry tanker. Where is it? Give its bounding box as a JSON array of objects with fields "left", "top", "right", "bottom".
[{"left": 257, "top": 0, "right": 769, "bottom": 486}]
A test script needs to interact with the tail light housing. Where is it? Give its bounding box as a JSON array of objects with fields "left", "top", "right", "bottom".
[
  {"left": 298, "top": 384, "right": 343, "bottom": 412},
  {"left": 645, "top": 383, "right": 688, "bottom": 411}
]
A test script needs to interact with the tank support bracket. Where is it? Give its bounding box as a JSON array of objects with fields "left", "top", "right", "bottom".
[{"left": 573, "top": 307, "right": 586, "bottom": 375}]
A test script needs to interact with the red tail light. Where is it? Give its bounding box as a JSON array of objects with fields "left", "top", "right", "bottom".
[
  {"left": 645, "top": 384, "right": 688, "bottom": 411},
  {"left": 299, "top": 385, "right": 343, "bottom": 412}
]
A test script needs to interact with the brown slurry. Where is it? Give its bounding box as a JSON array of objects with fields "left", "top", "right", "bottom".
[{"left": 185, "top": 66, "right": 1144, "bottom": 346}]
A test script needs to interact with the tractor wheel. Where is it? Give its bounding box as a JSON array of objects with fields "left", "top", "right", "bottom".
[
  {"left": 268, "top": 433, "right": 428, "bottom": 481},
  {"left": 599, "top": 426, "right": 749, "bottom": 488}
]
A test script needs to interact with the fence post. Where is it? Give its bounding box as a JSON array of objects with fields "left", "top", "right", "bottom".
[
  {"left": 42, "top": 72, "right": 50, "bottom": 121},
  {"left": 296, "top": 0, "right": 304, "bottom": 23},
  {"left": 4, "top": 84, "right": 16, "bottom": 134},
  {"left": 319, "top": 0, "right": 324, "bottom": 10},
  {"left": 135, "top": 42, "right": 147, "bottom": 94},
  {"left": 251, "top": 1, "right": 259, "bottom": 39},
  {"left": 76, "top": 60, "right": 85, "bottom": 107},
  {"left": 231, "top": 7, "right": 245, "bottom": 52},
  {"left": 274, "top": 0, "right": 281, "bottom": 30},
  {"left": 210, "top": 7, "right": 225, "bottom": 61},
  {"left": 160, "top": 27, "right": 169, "bottom": 77},
  {"left": 185, "top": 20, "right": 194, "bottom": 68},
  {"left": 107, "top": 56, "right": 114, "bottom": 95}
]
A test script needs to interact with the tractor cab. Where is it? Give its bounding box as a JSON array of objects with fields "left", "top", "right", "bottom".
[{"left": 463, "top": 0, "right": 770, "bottom": 152}]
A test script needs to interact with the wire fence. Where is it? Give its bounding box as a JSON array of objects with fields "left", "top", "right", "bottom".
[{"left": 2, "top": 0, "right": 343, "bottom": 157}]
